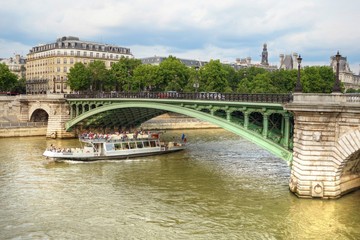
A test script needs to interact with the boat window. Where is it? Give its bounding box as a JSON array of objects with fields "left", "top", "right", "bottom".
[
  {"left": 143, "top": 141, "right": 150, "bottom": 148},
  {"left": 105, "top": 143, "right": 115, "bottom": 151},
  {"left": 137, "top": 142, "right": 143, "bottom": 148},
  {"left": 129, "top": 142, "right": 136, "bottom": 149},
  {"left": 150, "top": 141, "right": 156, "bottom": 147},
  {"left": 114, "top": 143, "right": 121, "bottom": 150}
]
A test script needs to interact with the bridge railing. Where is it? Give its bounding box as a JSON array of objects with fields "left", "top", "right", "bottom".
[
  {"left": 345, "top": 93, "right": 360, "bottom": 102},
  {"left": 64, "top": 92, "right": 293, "bottom": 103}
]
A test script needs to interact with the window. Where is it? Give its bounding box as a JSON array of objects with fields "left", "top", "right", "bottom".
[
  {"left": 64, "top": 67, "right": 67, "bottom": 72},
  {"left": 70, "top": 51, "right": 74, "bottom": 56},
  {"left": 70, "top": 58, "right": 74, "bottom": 64},
  {"left": 83, "top": 52, "right": 87, "bottom": 57},
  {"left": 63, "top": 58, "right": 67, "bottom": 64},
  {"left": 77, "top": 51, "right": 80, "bottom": 56},
  {"left": 90, "top": 52, "right": 93, "bottom": 57},
  {"left": 102, "top": 53, "right": 105, "bottom": 58},
  {"left": 57, "top": 58, "right": 60, "bottom": 64},
  {"left": 96, "top": 53, "right": 99, "bottom": 58},
  {"left": 57, "top": 67, "right": 60, "bottom": 72}
]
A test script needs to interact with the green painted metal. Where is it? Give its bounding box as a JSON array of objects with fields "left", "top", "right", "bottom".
[{"left": 65, "top": 100, "right": 293, "bottom": 162}]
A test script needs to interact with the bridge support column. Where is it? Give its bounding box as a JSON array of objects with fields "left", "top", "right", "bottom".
[
  {"left": 244, "top": 111, "right": 249, "bottom": 129},
  {"left": 262, "top": 113, "right": 268, "bottom": 138},
  {"left": 76, "top": 104, "right": 80, "bottom": 117},
  {"left": 285, "top": 94, "right": 360, "bottom": 199},
  {"left": 226, "top": 110, "right": 231, "bottom": 122},
  {"left": 283, "top": 113, "right": 290, "bottom": 149}
]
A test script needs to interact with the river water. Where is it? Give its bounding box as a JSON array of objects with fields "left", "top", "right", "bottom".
[{"left": 0, "top": 129, "right": 359, "bottom": 239}]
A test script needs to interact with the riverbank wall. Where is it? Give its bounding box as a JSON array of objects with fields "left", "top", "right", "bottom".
[
  {"left": 0, "top": 114, "right": 218, "bottom": 138},
  {"left": 140, "top": 113, "right": 218, "bottom": 130},
  {"left": 0, "top": 127, "right": 47, "bottom": 137}
]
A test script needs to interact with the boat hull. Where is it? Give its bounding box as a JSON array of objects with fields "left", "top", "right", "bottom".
[{"left": 43, "top": 147, "right": 185, "bottom": 162}]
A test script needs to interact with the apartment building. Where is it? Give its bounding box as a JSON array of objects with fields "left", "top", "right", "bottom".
[
  {"left": 0, "top": 54, "right": 26, "bottom": 79},
  {"left": 26, "top": 36, "right": 133, "bottom": 94}
]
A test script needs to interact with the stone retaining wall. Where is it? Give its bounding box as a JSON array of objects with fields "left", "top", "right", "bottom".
[{"left": 0, "top": 127, "right": 47, "bottom": 137}]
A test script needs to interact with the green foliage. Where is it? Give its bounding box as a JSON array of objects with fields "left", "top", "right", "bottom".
[
  {"left": 68, "top": 62, "right": 91, "bottom": 91},
  {"left": 157, "top": 56, "right": 190, "bottom": 92},
  {"left": 110, "top": 57, "right": 142, "bottom": 92},
  {"left": 12, "top": 77, "right": 26, "bottom": 94},
  {"left": 223, "top": 64, "right": 237, "bottom": 92},
  {"left": 87, "top": 60, "right": 109, "bottom": 91},
  {"left": 0, "top": 63, "right": 18, "bottom": 92},
  {"left": 346, "top": 88, "right": 360, "bottom": 93},
  {"left": 235, "top": 66, "right": 337, "bottom": 94},
  {"left": 66, "top": 56, "right": 341, "bottom": 94},
  {"left": 200, "top": 60, "right": 231, "bottom": 92},
  {"left": 133, "top": 64, "right": 158, "bottom": 91},
  {"left": 270, "top": 69, "right": 297, "bottom": 93},
  {"left": 301, "top": 66, "right": 335, "bottom": 93}
]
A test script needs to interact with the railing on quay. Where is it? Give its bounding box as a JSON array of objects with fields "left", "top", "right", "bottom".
[
  {"left": 345, "top": 93, "right": 360, "bottom": 102},
  {"left": 64, "top": 92, "right": 293, "bottom": 103},
  {"left": 0, "top": 122, "right": 48, "bottom": 129}
]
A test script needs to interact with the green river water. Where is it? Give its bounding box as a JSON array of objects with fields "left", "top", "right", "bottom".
[{"left": 0, "top": 129, "right": 359, "bottom": 239}]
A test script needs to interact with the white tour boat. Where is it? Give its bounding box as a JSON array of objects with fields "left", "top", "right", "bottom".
[{"left": 43, "top": 132, "right": 186, "bottom": 161}]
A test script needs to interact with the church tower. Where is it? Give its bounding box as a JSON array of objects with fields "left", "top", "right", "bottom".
[{"left": 261, "top": 43, "right": 269, "bottom": 66}]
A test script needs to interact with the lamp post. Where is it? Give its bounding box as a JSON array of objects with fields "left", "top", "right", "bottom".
[
  {"left": 294, "top": 55, "right": 302, "bottom": 93},
  {"left": 193, "top": 66, "right": 199, "bottom": 93},
  {"left": 332, "top": 51, "right": 342, "bottom": 93},
  {"left": 53, "top": 77, "right": 56, "bottom": 94}
]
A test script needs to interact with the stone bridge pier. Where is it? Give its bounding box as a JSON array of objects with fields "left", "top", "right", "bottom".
[
  {"left": 21, "top": 95, "right": 74, "bottom": 138},
  {"left": 285, "top": 94, "right": 360, "bottom": 199}
]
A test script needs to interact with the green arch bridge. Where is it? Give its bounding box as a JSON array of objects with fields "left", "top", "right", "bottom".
[{"left": 64, "top": 92, "right": 293, "bottom": 162}]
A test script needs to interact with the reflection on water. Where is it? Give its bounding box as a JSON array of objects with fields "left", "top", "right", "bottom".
[{"left": 0, "top": 130, "right": 359, "bottom": 239}]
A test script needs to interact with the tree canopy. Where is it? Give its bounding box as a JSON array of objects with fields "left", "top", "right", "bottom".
[
  {"left": 66, "top": 56, "right": 341, "bottom": 94},
  {"left": 0, "top": 63, "right": 19, "bottom": 92}
]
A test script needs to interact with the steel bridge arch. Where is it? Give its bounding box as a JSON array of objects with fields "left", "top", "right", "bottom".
[{"left": 65, "top": 101, "right": 292, "bottom": 162}]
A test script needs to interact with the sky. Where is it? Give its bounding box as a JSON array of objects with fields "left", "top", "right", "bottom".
[{"left": 1, "top": 0, "right": 359, "bottom": 73}]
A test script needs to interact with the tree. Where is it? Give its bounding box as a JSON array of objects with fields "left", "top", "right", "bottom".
[
  {"left": 12, "top": 77, "right": 26, "bottom": 94},
  {"left": 133, "top": 64, "right": 159, "bottom": 91},
  {"left": 157, "top": 56, "right": 190, "bottom": 92},
  {"left": 223, "top": 64, "right": 237, "bottom": 92},
  {"left": 251, "top": 73, "right": 278, "bottom": 93},
  {"left": 236, "top": 67, "right": 268, "bottom": 93},
  {"left": 67, "top": 62, "right": 91, "bottom": 91},
  {"left": 200, "top": 60, "right": 231, "bottom": 92},
  {"left": 0, "top": 63, "right": 18, "bottom": 92},
  {"left": 269, "top": 69, "right": 297, "bottom": 93},
  {"left": 88, "top": 60, "right": 109, "bottom": 91},
  {"left": 301, "top": 66, "right": 336, "bottom": 93},
  {"left": 110, "top": 57, "right": 142, "bottom": 92}
]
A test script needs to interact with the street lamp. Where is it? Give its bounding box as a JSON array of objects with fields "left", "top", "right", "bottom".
[
  {"left": 332, "top": 51, "right": 342, "bottom": 93},
  {"left": 193, "top": 66, "right": 199, "bottom": 93},
  {"left": 294, "top": 55, "right": 302, "bottom": 93}
]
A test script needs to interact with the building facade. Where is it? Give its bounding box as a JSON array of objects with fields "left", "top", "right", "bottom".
[
  {"left": 140, "top": 56, "right": 208, "bottom": 68},
  {"left": 0, "top": 54, "right": 26, "bottom": 79},
  {"left": 26, "top": 36, "right": 133, "bottom": 94},
  {"left": 330, "top": 55, "right": 360, "bottom": 90}
]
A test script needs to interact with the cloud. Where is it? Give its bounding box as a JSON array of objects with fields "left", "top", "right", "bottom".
[{"left": 0, "top": 0, "right": 359, "bottom": 73}]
